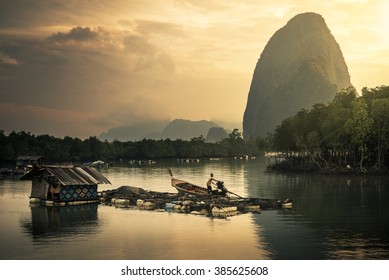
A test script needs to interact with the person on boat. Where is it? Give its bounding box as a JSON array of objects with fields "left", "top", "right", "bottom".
[
  {"left": 206, "top": 173, "right": 217, "bottom": 194},
  {"left": 216, "top": 181, "right": 228, "bottom": 196}
]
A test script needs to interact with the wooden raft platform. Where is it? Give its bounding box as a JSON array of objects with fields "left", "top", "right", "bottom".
[{"left": 99, "top": 186, "right": 292, "bottom": 218}]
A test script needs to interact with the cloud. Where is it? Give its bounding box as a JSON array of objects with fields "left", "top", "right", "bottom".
[
  {"left": 48, "top": 26, "right": 99, "bottom": 42},
  {"left": 0, "top": 52, "right": 19, "bottom": 65},
  {"left": 44, "top": 26, "right": 125, "bottom": 53}
]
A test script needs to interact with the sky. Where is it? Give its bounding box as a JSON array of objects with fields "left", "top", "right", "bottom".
[{"left": 0, "top": 0, "right": 388, "bottom": 138}]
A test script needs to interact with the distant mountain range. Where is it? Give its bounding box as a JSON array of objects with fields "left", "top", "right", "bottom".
[{"left": 99, "top": 119, "right": 231, "bottom": 142}]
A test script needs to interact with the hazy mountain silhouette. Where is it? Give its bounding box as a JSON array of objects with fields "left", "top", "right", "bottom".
[
  {"left": 99, "top": 119, "right": 225, "bottom": 141},
  {"left": 160, "top": 119, "right": 220, "bottom": 140},
  {"left": 99, "top": 120, "right": 170, "bottom": 141},
  {"left": 206, "top": 127, "right": 229, "bottom": 142}
]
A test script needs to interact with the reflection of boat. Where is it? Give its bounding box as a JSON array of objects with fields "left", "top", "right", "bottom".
[{"left": 251, "top": 198, "right": 293, "bottom": 209}]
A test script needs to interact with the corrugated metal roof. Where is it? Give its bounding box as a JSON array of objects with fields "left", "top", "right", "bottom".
[{"left": 20, "top": 165, "right": 111, "bottom": 186}]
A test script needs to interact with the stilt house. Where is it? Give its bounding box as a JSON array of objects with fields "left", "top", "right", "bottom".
[
  {"left": 16, "top": 156, "right": 45, "bottom": 170},
  {"left": 21, "top": 165, "right": 111, "bottom": 204}
]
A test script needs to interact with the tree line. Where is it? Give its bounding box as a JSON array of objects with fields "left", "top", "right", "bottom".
[
  {"left": 267, "top": 85, "right": 389, "bottom": 173},
  {"left": 2, "top": 85, "right": 388, "bottom": 174},
  {"left": 0, "top": 128, "right": 263, "bottom": 163}
]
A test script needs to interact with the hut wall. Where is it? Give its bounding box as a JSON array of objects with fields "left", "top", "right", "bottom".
[
  {"left": 59, "top": 184, "right": 98, "bottom": 201},
  {"left": 30, "top": 177, "right": 49, "bottom": 200}
]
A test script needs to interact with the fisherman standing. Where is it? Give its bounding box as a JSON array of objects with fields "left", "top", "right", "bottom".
[{"left": 206, "top": 173, "right": 217, "bottom": 194}]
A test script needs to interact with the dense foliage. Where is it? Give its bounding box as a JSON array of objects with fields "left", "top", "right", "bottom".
[
  {"left": 268, "top": 86, "right": 389, "bottom": 173},
  {"left": 2, "top": 85, "right": 388, "bottom": 174},
  {"left": 0, "top": 128, "right": 262, "bottom": 163}
]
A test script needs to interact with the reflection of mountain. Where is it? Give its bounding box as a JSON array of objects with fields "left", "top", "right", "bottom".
[
  {"left": 20, "top": 204, "right": 99, "bottom": 240},
  {"left": 243, "top": 159, "right": 389, "bottom": 259}
]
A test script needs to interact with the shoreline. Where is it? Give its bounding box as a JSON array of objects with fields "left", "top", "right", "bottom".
[{"left": 267, "top": 158, "right": 389, "bottom": 176}]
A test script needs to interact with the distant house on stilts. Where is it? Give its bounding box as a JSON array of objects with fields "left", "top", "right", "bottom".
[
  {"left": 20, "top": 165, "right": 111, "bottom": 205},
  {"left": 16, "top": 155, "right": 45, "bottom": 171}
]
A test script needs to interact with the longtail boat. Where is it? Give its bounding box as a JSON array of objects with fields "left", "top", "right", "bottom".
[
  {"left": 168, "top": 170, "right": 292, "bottom": 208},
  {"left": 170, "top": 177, "right": 225, "bottom": 196},
  {"left": 169, "top": 169, "right": 241, "bottom": 197}
]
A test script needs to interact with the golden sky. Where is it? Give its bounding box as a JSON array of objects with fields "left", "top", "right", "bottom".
[{"left": 0, "top": 0, "right": 388, "bottom": 138}]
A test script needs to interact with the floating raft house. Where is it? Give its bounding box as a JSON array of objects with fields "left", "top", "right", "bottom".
[{"left": 21, "top": 165, "right": 111, "bottom": 205}]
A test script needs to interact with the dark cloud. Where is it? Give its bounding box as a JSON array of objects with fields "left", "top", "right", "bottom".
[
  {"left": 0, "top": 52, "right": 19, "bottom": 65},
  {"left": 48, "top": 27, "right": 99, "bottom": 42},
  {"left": 0, "top": 0, "right": 158, "bottom": 30},
  {"left": 0, "top": 0, "right": 79, "bottom": 28}
]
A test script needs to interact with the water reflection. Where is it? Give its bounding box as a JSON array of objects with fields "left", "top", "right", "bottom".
[
  {"left": 20, "top": 204, "right": 100, "bottom": 242},
  {"left": 325, "top": 229, "right": 389, "bottom": 259},
  {"left": 243, "top": 160, "right": 389, "bottom": 259},
  {"left": 0, "top": 176, "right": 30, "bottom": 195},
  {"left": 84, "top": 206, "right": 270, "bottom": 260},
  {"left": 2, "top": 159, "right": 389, "bottom": 259}
]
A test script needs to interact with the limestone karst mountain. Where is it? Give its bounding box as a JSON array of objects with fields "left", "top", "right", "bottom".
[{"left": 243, "top": 12, "right": 352, "bottom": 139}]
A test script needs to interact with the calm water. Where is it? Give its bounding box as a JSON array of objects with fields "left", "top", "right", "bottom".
[{"left": 1, "top": 158, "right": 389, "bottom": 260}]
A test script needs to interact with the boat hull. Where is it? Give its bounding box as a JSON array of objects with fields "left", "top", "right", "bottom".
[{"left": 171, "top": 178, "right": 222, "bottom": 196}]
